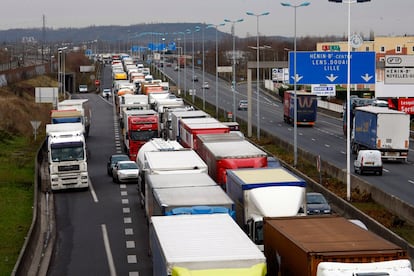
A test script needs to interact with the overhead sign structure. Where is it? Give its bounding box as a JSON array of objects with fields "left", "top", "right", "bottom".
[
  {"left": 288, "top": 51, "right": 376, "bottom": 85},
  {"left": 385, "top": 55, "right": 414, "bottom": 84}
]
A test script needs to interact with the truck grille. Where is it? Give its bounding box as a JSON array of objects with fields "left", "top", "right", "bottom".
[{"left": 58, "top": 164, "right": 80, "bottom": 172}]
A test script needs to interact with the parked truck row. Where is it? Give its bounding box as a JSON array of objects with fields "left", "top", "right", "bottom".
[{"left": 105, "top": 55, "right": 413, "bottom": 275}]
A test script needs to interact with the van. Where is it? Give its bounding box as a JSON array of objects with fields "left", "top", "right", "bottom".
[{"left": 354, "top": 150, "right": 383, "bottom": 175}]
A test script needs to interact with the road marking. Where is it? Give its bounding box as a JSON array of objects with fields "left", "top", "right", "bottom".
[
  {"left": 122, "top": 199, "right": 129, "bottom": 204},
  {"left": 129, "top": 272, "right": 139, "bottom": 276},
  {"left": 383, "top": 168, "right": 390, "bottom": 173},
  {"left": 324, "top": 144, "right": 331, "bottom": 148},
  {"left": 121, "top": 191, "right": 128, "bottom": 196},
  {"left": 123, "top": 207, "right": 131, "bottom": 214},
  {"left": 120, "top": 184, "right": 127, "bottom": 189},
  {"left": 409, "top": 180, "right": 414, "bottom": 185},
  {"left": 312, "top": 138, "right": 316, "bottom": 142},
  {"left": 89, "top": 180, "right": 99, "bottom": 203},
  {"left": 125, "top": 228, "right": 134, "bottom": 235},
  {"left": 126, "top": 241, "right": 135, "bottom": 249},
  {"left": 127, "top": 255, "right": 137, "bottom": 264},
  {"left": 101, "top": 224, "right": 117, "bottom": 276}
]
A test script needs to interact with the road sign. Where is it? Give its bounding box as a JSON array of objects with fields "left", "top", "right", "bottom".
[
  {"left": 288, "top": 51, "right": 375, "bottom": 85},
  {"left": 311, "top": 84, "right": 336, "bottom": 96},
  {"left": 385, "top": 55, "right": 414, "bottom": 84}
]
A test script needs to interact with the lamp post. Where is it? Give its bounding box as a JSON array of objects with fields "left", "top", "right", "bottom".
[
  {"left": 207, "top": 23, "right": 225, "bottom": 118},
  {"left": 57, "top": 46, "right": 67, "bottom": 100},
  {"left": 192, "top": 26, "right": 201, "bottom": 102},
  {"left": 224, "top": 18, "right": 244, "bottom": 122},
  {"left": 246, "top": 11, "right": 270, "bottom": 140},
  {"left": 281, "top": 1, "right": 310, "bottom": 167},
  {"left": 329, "top": 0, "right": 370, "bottom": 201}
]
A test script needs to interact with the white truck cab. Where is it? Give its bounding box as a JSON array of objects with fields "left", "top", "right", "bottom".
[{"left": 354, "top": 149, "right": 383, "bottom": 175}]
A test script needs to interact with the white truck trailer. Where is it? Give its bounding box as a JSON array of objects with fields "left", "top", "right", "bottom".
[
  {"left": 226, "top": 167, "right": 306, "bottom": 251},
  {"left": 351, "top": 106, "right": 410, "bottom": 161},
  {"left": 136, "top": 138, "right": 183, "bottom": 207},
  {"left": 150, "top": 214, "right": 266, "bottom": 276},
  {"left": 46, "top": 123, "right": 89, "bottom": 190},
  {"left": 57, "top": 99, "right": 92, "bottom": 137},
  {"left": 169, "top": 110, "right": 210, "bottom": 140},
  {"left": 317, "top": 260, "right": 414, "bottom": 276}
]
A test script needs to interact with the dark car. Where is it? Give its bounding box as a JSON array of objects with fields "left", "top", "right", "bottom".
[
  {"left": 107, "top": 154, "right": 130, "bottom": 175},
  {"left": 192, "top": 75, "right": 198, "bottom": 82},
  {"left": 306, "top": 192, "right": 331, "bottom": 215}
]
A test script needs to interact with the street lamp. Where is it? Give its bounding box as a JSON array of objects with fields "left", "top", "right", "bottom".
[
  {"left": 192, "top": 26, "right": 201, "bottom": 102},
  {"left": 207, "top": 23, "right": 225, "bottom": 118},
  {"left": 224, "top": 18, "right": 244, "bottom": 122},
  {"left": 281, "top": 1, "right": 310, "bottom": 167},
  {"left": 246, "top": 11, "right": 270, "bottom": 140},
  {"left": 57, "top": 46, "right": 67, "bottom": 100},
  {"left": 329, "top": 0, "right": 371, "bottom": 201}
]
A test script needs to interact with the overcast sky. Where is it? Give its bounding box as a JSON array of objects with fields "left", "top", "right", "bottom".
[{"left": 1, "top": 0, "right": 413, "bottom": 38}]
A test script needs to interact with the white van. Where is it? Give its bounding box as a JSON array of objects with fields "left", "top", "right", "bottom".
[{"left": 354, "top": 150, "right": 383, "bottom": 175}]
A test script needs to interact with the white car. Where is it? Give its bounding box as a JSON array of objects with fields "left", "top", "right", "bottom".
[
  {"left": 102, "top": 88, "right": 112, "bottom": 99},
  {"left": 354, "top": 150, "right": 383, "bottom": 175},
  {"left": 79, "top": 84, "right": 88, "bottom": 93},
  {"left": 201, "top": 81, "right": 209, "bottom": 89},
  {"left": 112, "top": 161, "right": 139, "bottom": 183}
]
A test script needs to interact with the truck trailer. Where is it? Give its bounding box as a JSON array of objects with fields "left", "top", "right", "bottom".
[
  {"left": 196, "top": 133, "right": 267, "bottom": 186},
  {"left": 178, "top": 117, "right": 229, "bottom": 149},
  {"left": 136, "top": 138, "right": 183, "bottom": 208},
  {"left": 169, "top": 110, "right": 210, "bottom": 141},
  {"left": 145, "top": 172, "right": 218, "bottom": 219},
  {"left": 263, "top": 216, "right": 408, "bottom": 276},
  {"left": 148, "top": 185, "right": 235, "bottom": 219},
  {"left": 316, "top": 259, "right": 414, "bottom": 276},
  {"left": 226, "top": 167, "right": 306, "bottom": 251},
  {"left": 351, "top": 106, "right": 410, "bottom": 161},
  {"left": 283, "top": 91, "right": 317, "bottom": 126},
  {"left": 57, "top": 99, "right": 92, "bottom": 137},
  {"left": 150, "top": 214, "right": 266, "bottom": 276},
  {"left": 46, "top": 123, "right": 89, "bottom": 190}
]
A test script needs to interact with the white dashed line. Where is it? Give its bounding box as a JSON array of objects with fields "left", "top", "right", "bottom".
[
  {"left": 122, "top": 199, "right": 129, "bottom": 204},
  {"left": 123, "top": 207, "right": 131, "bottom": 214},
  {"left": 127, "top": 255, "right": 137, "bottom": 264},
  {"left": 124, "top": 217, "right": 132, "bottom": 224},
  {"left": 121, "top": 191, "right": 128, "bottom": 196},
  {"left": 126, "top": 241, "right": 135, "bottom": 249},
  {"left": 125, "top": 228, "right": 134, "bottom": 235}
]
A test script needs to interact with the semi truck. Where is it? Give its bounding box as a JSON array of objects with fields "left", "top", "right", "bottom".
[
  {"left": 145, "top": 172, "right": 218, "bottom": 219},
  {"left": 57, "top": 99, "right": 92, "bottom": 137},
  {"left": 147, "top": 184, "right": 235, "bottom": 219},
  {"left": 149, "top": 214, "right": 266, "bottom": 276},
  {"left": 46, "top": 123, "right": 89, "bottom": 190},
  {"left": 169, "top": 109, "right": 210, "bottom": 140},
  {"left": 196, "top": 133, "right": 268, "bottom": 186},
  {"left": 122, "top": 109, "right": 159, "bottom": 161},
  {"left": 351, "top": 106, "right": 410, "bottom": 161},
  {"left": 263, "top": 216, "right": 409, "bottom": 276},
  {"left": 316, "top": 259, "right": 414, "bottom": 276},
  {"left": 178, "top": 117, "right": 229, "bottom": 149},
  {"left": 136, "top": 138, "right": 183, "bottom": 208},
  {"left": 283, "top": 91, "right": 317, "bottom": 126},
  {"left": 226, "top": 167, "right": 306, "bottom": 251}
]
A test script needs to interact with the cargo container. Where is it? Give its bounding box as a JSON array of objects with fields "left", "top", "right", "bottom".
[
  {"left": 283, "top": 91, "right": 317, "bottom": 126},
  {"left": 263, "top": 216, "right": 408, "bottom": 276},
  {"left": 196, "top": 133, "right": 267, "bottom": 186},
  {"left": 150, "top": 214, "right": 266, "bottom": 276},
  {"left": 351, "top": 106, "right": 410, "bottom": 161}
]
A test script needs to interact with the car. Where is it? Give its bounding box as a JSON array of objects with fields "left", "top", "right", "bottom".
[
  {"left": 354, "top": 149, "right": 383, "bottom": 175},
  {"left": 192, "top": 75, "right": 198, "bottom": 82},
  {"left": 174, "top": 66, "right": 180, "bottom": 71},
  {"left": 102, "top": 88, "right": 112, "bottom": 99},
  {"left": 107, "top": 154, "right": 130, "bottom": 176},
  {"left": 238, "top": 99, "right": 248, "bottom": 110},
  {"left": 306, "top": 192, "right": 331, "bottom": 215},
  {"left": 112, "top": 160, "right": 139, "bottom": 183},
  {"left": 79, "top": 84, "right": 88, "bottom": 93},
  {"left": 201, "top": 81, "right": 209, "bottom": 89}
]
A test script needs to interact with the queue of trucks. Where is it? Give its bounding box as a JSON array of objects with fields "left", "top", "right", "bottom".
[
  {"left": 46, "top": 98, "right": 91, "bottom": 191},
  {"left": 104, "top": 55, "right": 413, "bottom": 275}
]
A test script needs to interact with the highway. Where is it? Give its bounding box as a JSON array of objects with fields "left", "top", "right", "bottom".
[
  {"left": 47, "top": 70, "right": 153, "bottom": 275},
  {"left": 162, "top": 65, "right": 414, "bottom": 206},
  {"left": 45, "top": 63, "right": 413, "bottom": 275}
]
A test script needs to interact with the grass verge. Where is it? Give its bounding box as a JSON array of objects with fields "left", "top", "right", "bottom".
[{"left": 0, "top": 134, "right": 38, "bottom": 275}]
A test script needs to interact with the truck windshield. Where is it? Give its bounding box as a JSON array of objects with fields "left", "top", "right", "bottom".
[
  {"left": 51, "top": 142, "right": 85, "bottom": 162},
  {"left": 129, "top": 130, "right": 158, "bottom": 141}
]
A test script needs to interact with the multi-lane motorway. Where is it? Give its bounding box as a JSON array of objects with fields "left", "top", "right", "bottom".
[
  {"left": 46, "top": 63, "right": 413, "bottom": 275},
  {"left": 162, "top": 65, "right": 414, "bottom": 206}
]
